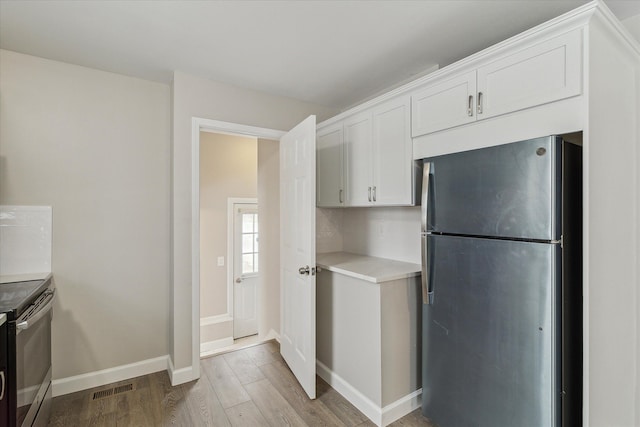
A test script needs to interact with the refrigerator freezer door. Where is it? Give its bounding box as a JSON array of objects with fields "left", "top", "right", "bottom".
[
  {"left": 425, "top": 136, "right": 561, "bottom": 240},
  {"left": 422, "top": 235, "right": 560, "bottom": 427}
]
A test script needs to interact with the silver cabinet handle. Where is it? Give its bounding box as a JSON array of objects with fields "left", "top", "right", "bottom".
[
  {"left": 468, "top": 94, "right": 474, "bottom": 117},
  {"left": 368, "top": 187, "right": 372, "bottom": 202},
  {"left": 339, "top": 189, "right": 343, "bottom": 204},
  {"left": 0, "top": 371, "right": 5, "bottom": 401},
  {"left": 372, "top": 186, "right": 377, "bottom": 202},
  {"left": 477, "top": 91, "right": 483, "bottom": 115},
  {"left": 298, "top": 266, "right": 310, "bottom": 275}
]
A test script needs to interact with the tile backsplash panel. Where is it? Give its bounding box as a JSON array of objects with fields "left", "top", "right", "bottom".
[
  {"left": 0, "top": 206, "right": 52, "bottom": 275},
  {"left": 342, "top": 206, "right": 421, "bottom": 264},
  {"left": 316, "top": 208, "right": 344, "bottom": 253},
  {"left": 316, "top": 206, "right": 421, "bottom": 265}
]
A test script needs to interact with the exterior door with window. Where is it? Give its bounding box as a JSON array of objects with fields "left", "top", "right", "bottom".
[{"left": 233, "top": 204, "right": 259, "bottom": 339}]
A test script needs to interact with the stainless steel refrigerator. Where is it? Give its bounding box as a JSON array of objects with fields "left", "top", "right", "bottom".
[{"left": 420, "top": 136, "right": 582, "bottom": 427}]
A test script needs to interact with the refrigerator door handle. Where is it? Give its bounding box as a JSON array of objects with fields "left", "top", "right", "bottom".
[
  {"left": 421, "top": 234, "right": 433, "bottom": 305},
  {"left": 421, "top": 161, "right": 431, "bottom": 234}
]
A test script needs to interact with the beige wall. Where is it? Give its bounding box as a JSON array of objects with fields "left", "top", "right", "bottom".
[
  {"left": 171, "top": 71, "right": 338, "bottom": 372},
  {"left": 0, "top": 50, "right": 171, "bottom": 379},
  {"left": 199, "top": 132, "right": 257, "bottom": 343}
]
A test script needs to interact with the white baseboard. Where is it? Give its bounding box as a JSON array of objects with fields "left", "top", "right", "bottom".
[
  {"left": 167, "top": 356, "right": 195, "bottom": 386},
  {"left": 52, "top": 355, "right": 168, "bottom": 397},
  {"left": 381, "top": 388, "right": 422, "bottom": 425},
  {"left": 263, "top": 328, "right": 280, "bottom": 342},
  {"left": 316, "top": 360, "right": 421, "bottom": 427},
  {"left": 200, "top": 314, "right": 233, "bottom": 326},
  {"left": 200, "top": 336, "right": 234, "bottom": 358}
]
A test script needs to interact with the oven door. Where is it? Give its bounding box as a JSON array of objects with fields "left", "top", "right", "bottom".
[{"left": 15, "top": 289, "right": 54, "bottom": 427}]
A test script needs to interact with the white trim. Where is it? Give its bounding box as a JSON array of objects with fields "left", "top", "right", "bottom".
[
  {"left": 316, "top": 360, "right": 381, "bottom": 424},
  {"left": 200, "top": 337, "right": 234, "bottom": 357},
  {"left": 198, "top": 118, "right": 286, "bottom": 140},
  {"left": 316, "top": 360, "right": 421, "bottom": 427},
  {"left": 381, "top": 389, "right": 422, "bottom": 426},
  {"left": 200, "top": 314, "right": 233, "bottom": 326},
  {"left": 167, "top": 356, "right": 195, "bottom": 386},
  {"left": 263, "top": 328, "right": 280, "bottom": 343},
  {"left": 191, "top": 117, "right": 202, "bottom": 382},
  {"left": 192, "top": 117, "right": 285, "bottom": 386},
  {"left": 52, "top": 355, "right": 168, "bottom": 397}
]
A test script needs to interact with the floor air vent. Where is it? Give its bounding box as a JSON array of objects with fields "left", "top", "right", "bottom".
[
  {"left": 92, "top": 383, "right": 134, "bottom": 400},
  {"left": 114, "top": 384, "right": 134, "bottom": 394},
  {"left": 92, "top": 389, "right": 114, "bottom": 400}
]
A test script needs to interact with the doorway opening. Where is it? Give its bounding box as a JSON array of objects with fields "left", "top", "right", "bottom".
[{"left": 193, "top": 118, "right": 284, "bottom": 362}]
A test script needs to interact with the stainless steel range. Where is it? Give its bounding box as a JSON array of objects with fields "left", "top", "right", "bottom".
[{"left": 0, "top": 274, "right": 55, "bottom": 427}]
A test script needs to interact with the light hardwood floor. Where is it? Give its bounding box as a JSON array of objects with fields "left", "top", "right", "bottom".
[{"left": 48, "top": 340, "right": 435, "bottom": 426}]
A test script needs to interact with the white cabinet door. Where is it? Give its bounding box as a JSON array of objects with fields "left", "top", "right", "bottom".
[
  {"left": 372, "top": 95, "right": 413, "bottom": 205},
  {"left": 280, "top": 115, "right": 317, "bottom": 399},
  {"left": 411, "top": 29, "right": 583, "bottom": 138},
  {"left": 316, "top": 123, "right": 344, "bottom": 207},
  {"left": 477, "top": 29, "right": 582, "bottom": 120},
  {"left": 411, "top": 70, "right": 477, "bottom": 137},
  {"left": 344, "top": 112, "right": 373, "bottom": 206}
]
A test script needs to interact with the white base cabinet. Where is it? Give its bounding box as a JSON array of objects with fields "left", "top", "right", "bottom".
[{"left": 316, "top": 253, "right": 422, "bottom": 426}]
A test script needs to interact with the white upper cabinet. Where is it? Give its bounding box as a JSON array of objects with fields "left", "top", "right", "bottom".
[
  {"left": 412, "top": 28, "right": 583, "bottom": 138},
  {"left": 476, "top": 29, "right": 582, "bottom": 120},
  {"left": 372, "top": 96, "right": 413, "bottom": 205},
  {"left": 316, "top": 122, "right": 344, "bottom": 207},
  {"left": 344, "top": 112, "right": 373, "bottom": 206},
  {"left": 412, "top": 71, "right": 477, "bottom": 136},
  {"left": 317, "top": 95, "right": 416, "bottom": 207}
]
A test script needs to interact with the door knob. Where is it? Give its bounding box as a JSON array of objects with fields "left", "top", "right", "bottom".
[
  {"left": 235, "top": 277, "right": 242, "bottom": 283},
  {"left": 298, "top": 266, "right": 310, "bottom": 275}
]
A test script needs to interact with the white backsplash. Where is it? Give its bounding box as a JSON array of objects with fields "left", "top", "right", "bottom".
[
  {"left": 316, "top": 208, "right": 344, "bottom": 253},
  {"left": 316, "top": 206, "right": 421, "bottom": 265},
  {"left": 0, "top": 206, "right": 52, "bottom": 275}
]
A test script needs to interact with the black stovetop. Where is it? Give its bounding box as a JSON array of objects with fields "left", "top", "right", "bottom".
[{"left": 0, "top": 277, "right": 52, "bottom": 320}]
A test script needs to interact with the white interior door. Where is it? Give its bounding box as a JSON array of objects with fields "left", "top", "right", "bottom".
[
  {"left": 233, "top": 203, "right": 259, "bottom": 339},
  {"left": 280, "top": 115, "right": 317, "bottom": 399}
]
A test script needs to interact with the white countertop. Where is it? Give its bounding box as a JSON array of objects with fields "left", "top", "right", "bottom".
[
  {"left": 0, "top": 272, "right": 52, "bottom": 284},
  {"left": 0, "top": 313, "right": 5, "bottom": 326},
  {"left": 316, "top": 252, "right": 421, "bottom": 284}
]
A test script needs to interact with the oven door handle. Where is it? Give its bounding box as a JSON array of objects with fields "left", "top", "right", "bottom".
[
  {"left": 0, "top": 370, "right": 5, "bottom": 401},
  {"left": 16, "top": 289, "right": 55, "bottom": 333}
]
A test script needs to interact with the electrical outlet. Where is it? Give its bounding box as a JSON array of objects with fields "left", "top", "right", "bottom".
[{"left": 217, "top": 256, "right": 224, "bottom": 267}]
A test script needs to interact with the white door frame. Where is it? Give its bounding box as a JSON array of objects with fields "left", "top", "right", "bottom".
[
  {"left": 191, "top": 117, "right": 285, "bottom": 374},
  {"left": 227, "top": 197, "right": 258, "bottom": 338}
]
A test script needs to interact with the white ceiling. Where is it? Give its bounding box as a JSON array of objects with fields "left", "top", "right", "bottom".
[{"left": 1, "top": 1, "right": 639, "bottom": 110}]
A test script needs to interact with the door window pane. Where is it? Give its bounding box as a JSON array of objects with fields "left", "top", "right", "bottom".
[
  {"left": 242, "top": 234, "right": 254, "bottom": 254},
  {"left": 243, "top": 213, "right": 255, "bottom": 233},
  {"left": 240, "top": 212, "right": 259, "bottom": 274},
  {"left": 242, "top": 254, "right": 254, "bottom": 274}
]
